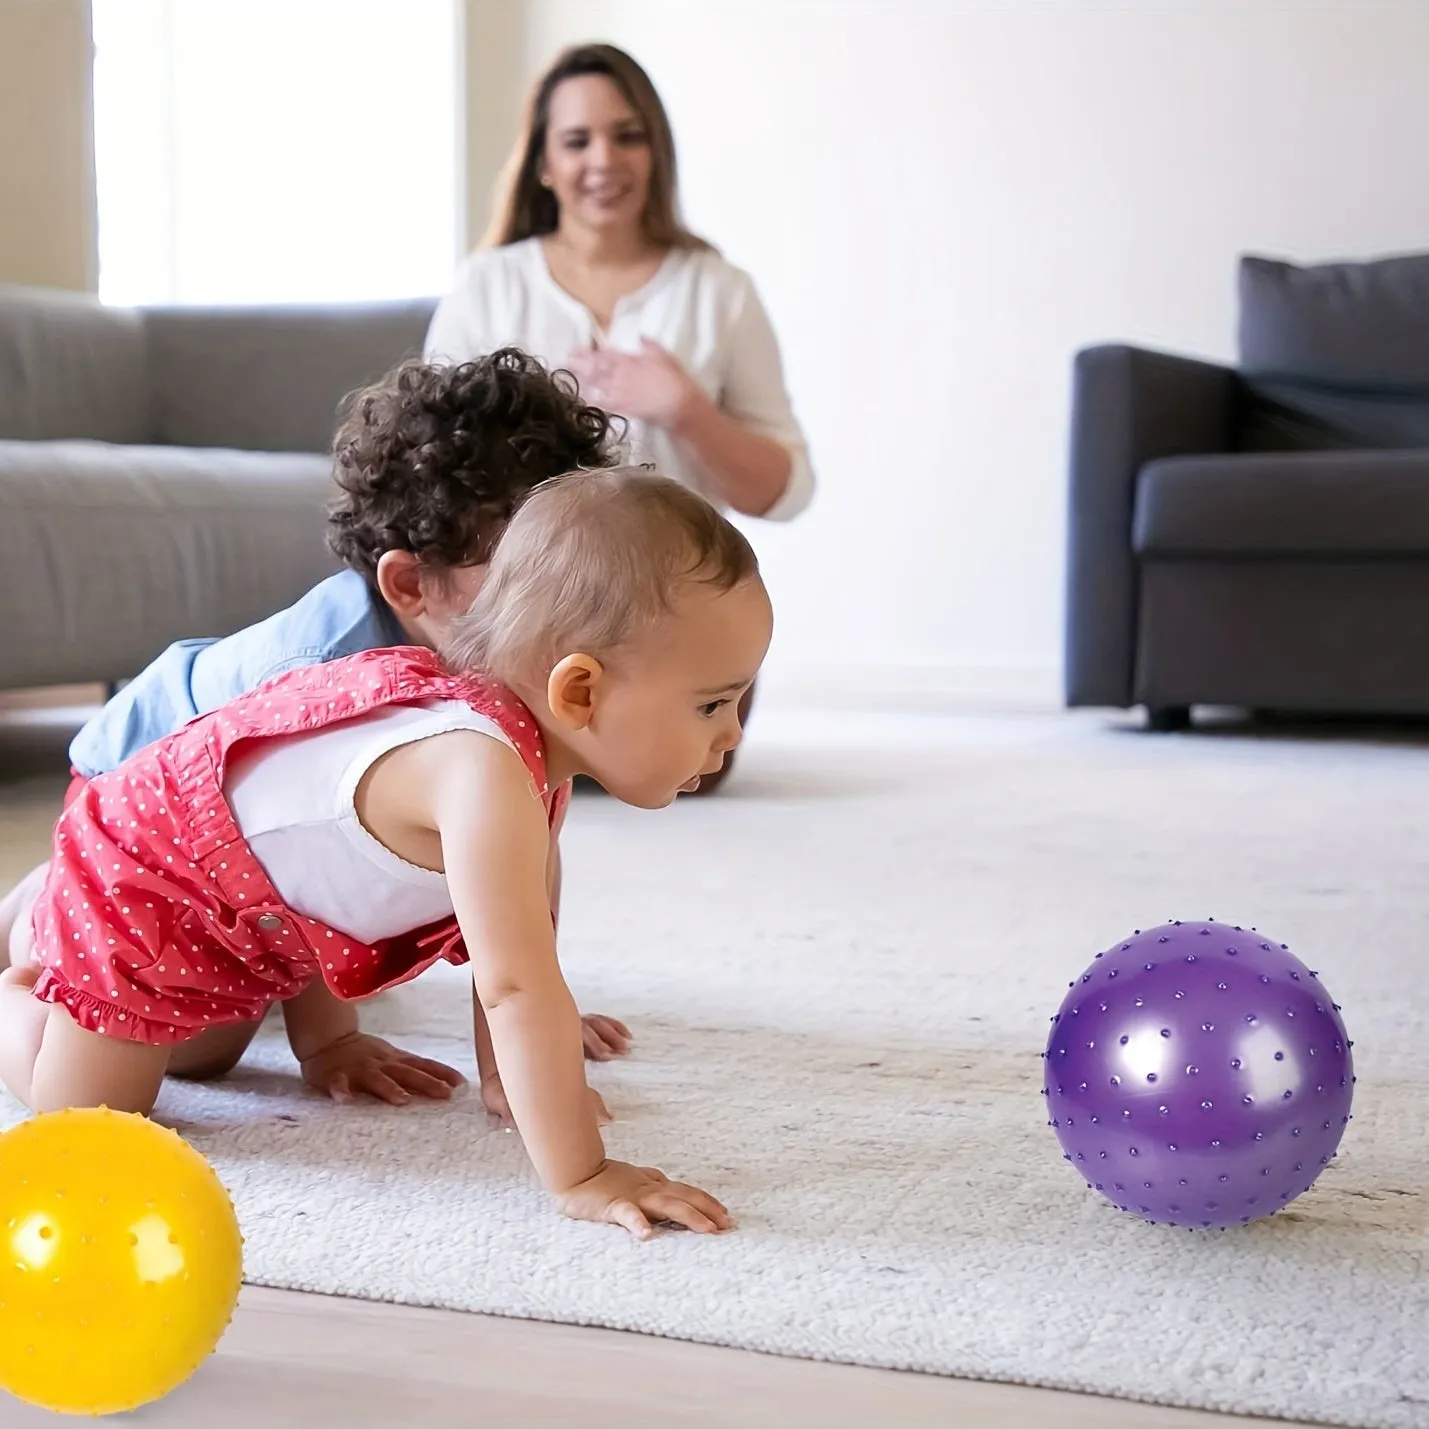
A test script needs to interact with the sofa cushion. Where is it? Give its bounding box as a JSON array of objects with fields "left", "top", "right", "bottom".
[
  {"left": 143, "top": 298, "right": 436, "bottom": 454},
  {"left": 0, "top": 286, "right": 151, "bottom": 444},
  {"left": 0, "top": 440, "right": 338, "bottom": 688},
  {"left": 1237, "top": 253, "right": 1429, "bottom": 450},
  {"left": 1133, "top": 450, "right": 1429, "bottom": 556}
]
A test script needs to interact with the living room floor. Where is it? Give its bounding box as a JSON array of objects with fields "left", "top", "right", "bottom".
[
  {"left": 0, "top": 696, "right": 1325, "bottom": 1429},
  {"left": 12, "top": 1283, "right": 1297, "bottom": 1429}
]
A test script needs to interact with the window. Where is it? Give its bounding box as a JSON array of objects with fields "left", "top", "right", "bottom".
[{"left": 92, "top": 0, "right": 459, "bottom": 306}]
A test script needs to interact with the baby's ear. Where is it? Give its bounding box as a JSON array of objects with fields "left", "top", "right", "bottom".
[
  {"left": 546, "top": 655, "right": 603, "bottom": 731},
  {"left": 375, "top": 550, "right": 425, "bottom": 616}
]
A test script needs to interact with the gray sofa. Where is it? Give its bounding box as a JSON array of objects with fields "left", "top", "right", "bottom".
[
  {"left": 0, "top": 285, "right": 436, "bottom": 692},
  {"left": 1065, "top": 251, "right": 1429, "bottom": 728}
]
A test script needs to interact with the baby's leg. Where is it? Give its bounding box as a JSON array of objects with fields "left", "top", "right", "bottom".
[
  {"left": 0, "top": 860, "right": 48, "bottom": 971},
  {"left": 0, "top": 968, "right": 168, "bottom": 1115},
  {"left": 0, "top": 965, "right": 49, "bottom": 1101},
  {"left": 168, "top": 1019, "right": 264, "bottom": 1081}
]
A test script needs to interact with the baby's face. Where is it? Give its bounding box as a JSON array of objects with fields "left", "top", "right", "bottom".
[{"left": 585, "top": 577, "right": 773, "bottom": 808}]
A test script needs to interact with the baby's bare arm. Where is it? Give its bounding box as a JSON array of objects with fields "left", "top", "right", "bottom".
[
  {"left": 549, "top": 839, "right": 562, "bottom": 928},
  {"left": 413, "top": 732, "right": 728, "bottom": 1236},
  {"left": 476, "top": 829, "right": 621, "bottom": 1121},
  {"left": 282, "top": 973, "right": 465, "bottom": 1105},
  {"left": 422, "top": 732, "right": 604, "bottom": 1191},
  {"left": 281, "top": 976, "right": 359, "bottom": 1062}
]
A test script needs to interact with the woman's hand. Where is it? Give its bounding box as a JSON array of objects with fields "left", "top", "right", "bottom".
[
  {"left": 557, "top": 1160, "right": 733, "bottom": 1239},
  {"left": 570, "top": 335, "right": 795, "bottom": 517},
  {"left": 300, "top": 1031, "right": 465, "bottom": 1105},
  {"left": 565, "top": 337, "right": 703, "bottom": 430}
]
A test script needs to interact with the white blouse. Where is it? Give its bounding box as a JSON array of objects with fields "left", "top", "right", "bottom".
[{"left": 424, "top": 238, "right": 814, "bottom": 521}]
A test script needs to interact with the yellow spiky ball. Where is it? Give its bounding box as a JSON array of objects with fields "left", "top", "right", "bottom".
[{"left": 0, "top": 1107, "right": 243, "bottom": 1416}]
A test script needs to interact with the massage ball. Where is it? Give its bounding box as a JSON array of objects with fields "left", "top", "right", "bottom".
[
  {"left": 1044, "top": 921, "right": 1354, "bottom": 1229},
  {"left": 0, "top": 1107, "right": 243, "bottom": 1415}
]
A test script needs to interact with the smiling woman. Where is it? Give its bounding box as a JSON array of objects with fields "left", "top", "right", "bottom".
[
  {"left": 425, "top": 43, "right": 812, "bottom": 791},
  {"left": 427, "top": 43, "right": 812, "bottom": 526}
]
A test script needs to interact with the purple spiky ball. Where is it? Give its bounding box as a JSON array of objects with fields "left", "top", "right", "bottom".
[{"left": 1044, "top": 921, "right": 1354, "bottom": 1230}]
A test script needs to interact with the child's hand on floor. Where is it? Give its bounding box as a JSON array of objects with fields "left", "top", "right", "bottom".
[
  {"left": 581, "top": 1013, "right": 632, "bottom": 1061},
  {"left": 558, "top": 1161, "right": 733, "bottom": 1239},
  {"left": 482, "top": 1075, "right": 612, "bottom": 1128},
  {"left": 300, "top": 1032, "right": 465, "bottom": 1106}
]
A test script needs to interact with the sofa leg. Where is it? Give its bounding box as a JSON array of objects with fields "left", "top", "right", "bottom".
[{"left": 1145, "top": 705, "right": 1192, "bottom": 733}]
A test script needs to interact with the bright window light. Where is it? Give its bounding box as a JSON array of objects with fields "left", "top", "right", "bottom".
[{"left": 92, "top": 0, "right": 460, "bottom": 306}]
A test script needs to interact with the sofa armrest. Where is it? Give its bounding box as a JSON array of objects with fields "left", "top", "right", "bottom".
[{"left": 1064, "top": 344, "right": 1239, "bottom": 708}]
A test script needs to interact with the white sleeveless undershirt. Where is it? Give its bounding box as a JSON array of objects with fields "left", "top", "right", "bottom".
[{"left": 223, "top": 699, "right": 515, "bottom": 942}]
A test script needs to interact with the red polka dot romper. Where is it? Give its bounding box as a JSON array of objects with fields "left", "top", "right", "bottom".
[{"left": 29, "top": 648, "right": 569, "bottom": 1045}]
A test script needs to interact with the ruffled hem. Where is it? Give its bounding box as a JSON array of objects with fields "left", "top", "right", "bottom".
[{"left": 31, "top": 967, "right": 211, "bottom": 1046}]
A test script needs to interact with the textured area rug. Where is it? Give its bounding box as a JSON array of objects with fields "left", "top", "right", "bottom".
[{"left": 2, "top": 709, "right": 1426, "bottom": 1428}]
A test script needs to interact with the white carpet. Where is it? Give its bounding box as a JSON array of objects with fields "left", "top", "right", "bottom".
[{"left": 1, "top": 708, "right": 1426, "bottom": 1428}]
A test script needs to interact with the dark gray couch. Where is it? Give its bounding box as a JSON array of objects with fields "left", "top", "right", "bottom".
[
  {"left": 1065, "top": 252, "right": 1429, "bottom": 729},
  {"left": 0, "top": 285, "right": 436, "bottom": 691}
]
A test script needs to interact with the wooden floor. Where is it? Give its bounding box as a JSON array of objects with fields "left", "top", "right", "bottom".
[
  {"left": 0, "top": 1285, "right": 1321, "bottom": 1428},
  {"left": 0, "top": 702, "right": 1320, "bottom": 1429}
]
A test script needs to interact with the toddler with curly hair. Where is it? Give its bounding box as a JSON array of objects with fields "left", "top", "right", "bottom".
[
  {"left": 0, "top": 351, "right": 632, "bottom": 1105},
  {"left": 1, "top": 470, "right": 766, "bottom": 1238}
]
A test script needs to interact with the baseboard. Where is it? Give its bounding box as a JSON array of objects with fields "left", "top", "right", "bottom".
[{"left": 758, "top": 660, "right": 1062, "bottom": 714}]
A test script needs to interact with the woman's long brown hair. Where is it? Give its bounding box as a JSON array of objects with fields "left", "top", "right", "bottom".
[{"left": 480, "top": 43, "right": 711, "bottom": 253}]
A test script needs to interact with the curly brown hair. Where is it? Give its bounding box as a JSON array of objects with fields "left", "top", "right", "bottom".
[{"left": 327, "top": 349, "right": 619, "bottom": 583}]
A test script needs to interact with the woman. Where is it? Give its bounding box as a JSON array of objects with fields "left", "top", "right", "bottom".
[{"left": 425, "top": 43, "right": 813, "bottom": 790}]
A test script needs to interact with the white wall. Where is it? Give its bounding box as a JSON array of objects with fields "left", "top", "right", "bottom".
[{"left": 505, "top": 1, "right": 1429, "bottom": 701}]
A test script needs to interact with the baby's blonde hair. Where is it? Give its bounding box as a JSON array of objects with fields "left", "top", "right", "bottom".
[{"left": 444, "top": 466, "right": 759, "bottom": 685}]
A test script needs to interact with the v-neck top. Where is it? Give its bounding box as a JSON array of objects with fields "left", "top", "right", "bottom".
[{"left": 424, "top": 237, "right": 813, "bottom": 521}]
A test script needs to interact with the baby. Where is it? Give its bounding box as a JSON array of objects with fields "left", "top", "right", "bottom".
[
  {"left": 0, "top": 468, "right": 770, "bottom": 1237},
  {"left": 0, "top": 349, "right": 635, "bottom": 1084}
]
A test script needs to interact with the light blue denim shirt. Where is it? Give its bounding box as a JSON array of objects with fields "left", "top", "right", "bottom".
[{"left": 69, "top": 570, "right": 409, "bottom": 777}]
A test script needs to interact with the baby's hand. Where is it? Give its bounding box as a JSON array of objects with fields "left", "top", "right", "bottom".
[
  {"left": 482, "top": 1075, "right": 612, "bottom": 1128},
  {"left": 557, "top": 1160, "right": 733, "bottom": 1239},
  {"left": 582, "top": 1013, "right": 632, "bottom": 1062},
  {"left": 300, "top": 1032, "right": 465, "bottom": 1106}
]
